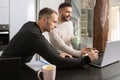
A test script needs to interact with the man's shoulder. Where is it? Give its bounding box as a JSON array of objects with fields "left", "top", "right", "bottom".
[
  {"left": 24, "top": 21, "right": 35, "bottom": 25},
  {"left": 63, "top": 20, "right": 73, "bottom": 25},
  {"left": 69, "top": 20, "right": 73, "bottom": 23}
]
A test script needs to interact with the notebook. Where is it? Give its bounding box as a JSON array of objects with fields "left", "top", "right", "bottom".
[
  {"left": 90, "top": 40, "right": 120, "bottom": 67},
  {"left": 26, "top": 57, "right": 51, "bottom": 71},
  {"left": 0, "top": 57, "right": 21, "bottom": 80}
]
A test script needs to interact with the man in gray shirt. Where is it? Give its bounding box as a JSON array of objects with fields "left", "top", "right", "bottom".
[{"left": 49, "top": 3, "right": 90, "bottom": 58}]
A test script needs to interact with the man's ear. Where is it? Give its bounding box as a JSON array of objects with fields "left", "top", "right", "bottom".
[
  {"left": 42, "top": 16, "right": 47, "bottom": 23},
  {"left": 58, "top": 9, "right": 62, "bottom": 14}
]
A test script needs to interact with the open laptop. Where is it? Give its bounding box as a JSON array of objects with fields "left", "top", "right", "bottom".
[
  {"left": 0, "top": 57, "right": 21, "bottom": 80},
  {"left": 90, "top": 40, "right": 120, "bottom": 67}
]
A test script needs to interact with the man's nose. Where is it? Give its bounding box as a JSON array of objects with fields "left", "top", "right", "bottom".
[
  {"left": 54, "top": 26, "right": 57, "bottom": 28},
  {"left": 54, "top": 24, "right": 57, "bottom": 28}
]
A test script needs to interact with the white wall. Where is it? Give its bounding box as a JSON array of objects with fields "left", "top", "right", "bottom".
[
  {"left": 40, "top": 0, "right": 64, "bottom": 12},
  {"left": 10, "top": 0, "right": 36, "bottom": 39},
  {"left": 0, "top": 0, "right": 9, "bottom": 24}
]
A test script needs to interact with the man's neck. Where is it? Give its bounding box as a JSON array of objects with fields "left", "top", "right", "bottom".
[
  {"left": 36, "top": 21, "right": 44, "bottom": 32},
  {"left": 58, "top": 16, "right": 64, "bottom": 23}
]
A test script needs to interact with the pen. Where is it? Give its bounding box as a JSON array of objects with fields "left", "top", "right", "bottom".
[{"left": 39, "top": 59, "right": 50, "bottom": 65}]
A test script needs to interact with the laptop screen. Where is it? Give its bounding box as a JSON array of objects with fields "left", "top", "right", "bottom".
[
  {"left": 90, "top": 40, "right": 120, "bottom": 67},
  {"left": 0, "top": 57, "right": 21, "bottom": 80}
]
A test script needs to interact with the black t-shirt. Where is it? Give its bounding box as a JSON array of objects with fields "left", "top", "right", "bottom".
[{"left": 1, "top": 21, "right": 91, "bottom": 69}]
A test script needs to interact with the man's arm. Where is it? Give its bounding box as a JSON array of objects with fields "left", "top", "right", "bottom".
[
  {"left": 49, "top": 31, "right": 81, "bottom": 57},
  {"left": 33, "top": 35, "right": 91, "bottom": 69}
]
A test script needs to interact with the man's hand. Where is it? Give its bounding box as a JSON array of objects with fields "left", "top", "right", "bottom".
[
  {"left": 80, "top": 47, "right": 92, "bottom": 55},
  {"left": 81, "top": 47, "right": 99, "bottom": 55},
  {"left": 87, "top": 49, "right": 98, "bottom": 62},
  {"left": 60, "top": 52, "right": 73, "bottom": 58},
  {"left": 81, "top": 47, "right": 99, "bottom": 62}
]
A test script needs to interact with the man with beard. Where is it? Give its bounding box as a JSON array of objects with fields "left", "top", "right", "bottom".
[
  {"left": 1, "top": 7, "right": 98, "bottom": 69},
  {"left": 49, "top": 3, "right": 93, "bottom": 58}
]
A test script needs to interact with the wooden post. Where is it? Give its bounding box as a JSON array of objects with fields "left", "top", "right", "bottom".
[{"left": 93, "top": 0, "right": 109, "bottom": 53}]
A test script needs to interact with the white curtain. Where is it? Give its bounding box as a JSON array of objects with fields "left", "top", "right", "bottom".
[{"left": 108, "top": 6, "right": 120, "bottom": 41}]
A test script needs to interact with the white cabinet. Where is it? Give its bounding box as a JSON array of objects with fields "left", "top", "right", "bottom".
[
  {"left": 9, "top": 0, "right": 36, "bottom": 39},
  {"left": 0, "top": 0, "right": 9, "bottom": 7},
  {"left": 0, "top": 0, "right": 9, "bottom": 24}
]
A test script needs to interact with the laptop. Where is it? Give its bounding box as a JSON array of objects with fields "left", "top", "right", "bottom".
[
  {"left": 0, "top": 57, "right": 21, "bottom": 80},
  {"left": 90, "top": 40, "right": 120, "bottom": 67}
]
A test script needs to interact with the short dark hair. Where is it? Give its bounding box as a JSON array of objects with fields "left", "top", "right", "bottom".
[
  {"left": 38, "top": 7, "right": 58, "bottom": 20},
  {"left": 58, "top": 3, "right": 72, "bottom": 9}
]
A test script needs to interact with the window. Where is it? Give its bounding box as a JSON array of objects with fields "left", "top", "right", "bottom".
[{"left": 108, "top": 6, "right": 120, "bottom": 41}]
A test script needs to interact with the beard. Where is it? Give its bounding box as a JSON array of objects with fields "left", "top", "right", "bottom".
[
  {"left": 61, "top": 15, "right": 71, "bottom": 22},
  {"left": 43, "top": 21, "right": 51, "bottom": 32}
]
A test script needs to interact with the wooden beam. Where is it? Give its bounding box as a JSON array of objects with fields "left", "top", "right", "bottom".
[{"left": 93, "top": 0, "right": 109, "bottom": 53}]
